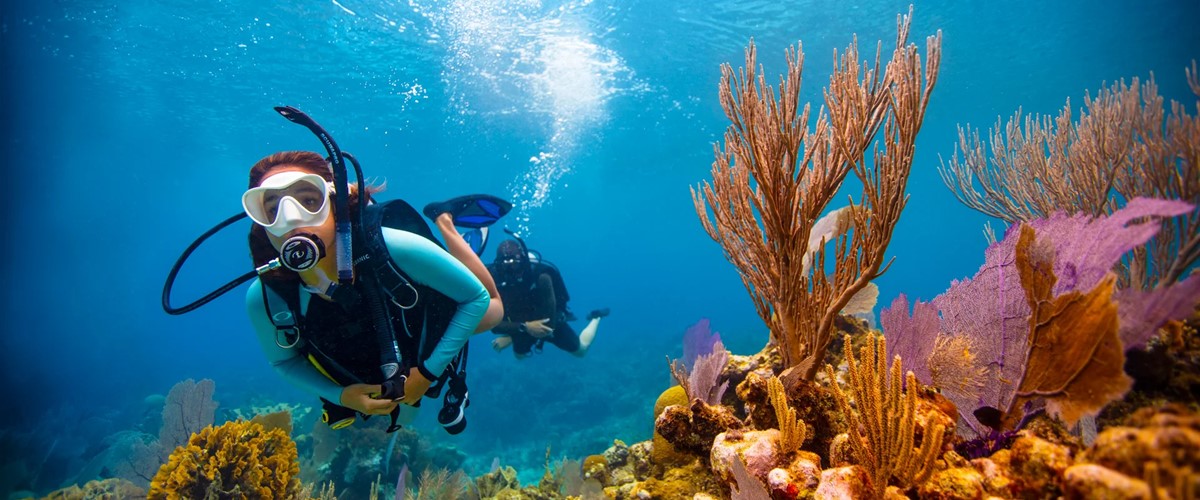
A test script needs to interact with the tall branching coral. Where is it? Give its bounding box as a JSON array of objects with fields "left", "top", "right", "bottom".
[
  {"left": 825, "top": 334, "right": 944, "bottom": 497},
  {"left": 691, "top": 9, "right": 941, "bottom": 379},
  {"left": 940, "top": 61, "right": 1200, "bottom": 289}
]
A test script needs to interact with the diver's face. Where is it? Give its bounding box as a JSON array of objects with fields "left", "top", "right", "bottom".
[
  {"left": 496, "top": 253, "right": 524, "bottom": 279},
  {"left": 256, "top": 166, "right": 336, "bottom": 249}
]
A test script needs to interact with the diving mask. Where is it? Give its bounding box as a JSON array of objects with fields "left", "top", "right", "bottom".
[{"left": 242, "top": 172, "right": 333, "bottom": 237}]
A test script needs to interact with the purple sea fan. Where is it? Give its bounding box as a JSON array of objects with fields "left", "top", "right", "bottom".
[
  {"left": 682, "top": 318, "right": 723, "bottom": 370},
  {"left": 881, "top": 294, "right": 940, "bottom": 386},
  {"left": 1014, "top": 197, "right": 1197, "bottom": 348},
  {"left": 1115, "top": 275, "right": 1200, "bottom": 349},
  {"left": 998, "top": 197, "right": 1194, "bottom": 295},
  {"left": 892, "top": 197, "right": 1195, "bottom": 437},
  {"left": 688, "top": 341, "right": 731, "bottom": 405}
]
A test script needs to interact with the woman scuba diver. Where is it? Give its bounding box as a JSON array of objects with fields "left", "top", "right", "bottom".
[{"left": 163, "top": 106, "right": 510, "bottom": 433}]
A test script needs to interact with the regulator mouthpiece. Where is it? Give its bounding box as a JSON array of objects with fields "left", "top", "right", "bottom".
[{"left": 280, "top": 234, "right": 326, "bottom": 272}]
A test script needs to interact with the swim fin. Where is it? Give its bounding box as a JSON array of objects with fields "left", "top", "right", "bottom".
[
  {"left": 422, "top": 194, "right": 513, "bottom": 229},
  {"left": 461, "top": 227, "right": 489, "bottom": 257}
]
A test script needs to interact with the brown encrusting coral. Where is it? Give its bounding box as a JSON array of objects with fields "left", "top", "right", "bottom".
[{"left": 691, "top": 8, "right": 942, "bottom": 380}]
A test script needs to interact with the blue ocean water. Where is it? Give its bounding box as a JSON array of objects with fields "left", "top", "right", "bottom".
[{"left": 1, "top": 0, "right": 1197, "bottom": 496}]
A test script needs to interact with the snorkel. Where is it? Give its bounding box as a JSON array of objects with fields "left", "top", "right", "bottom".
[
  {"left": 273, "top": 106, "right": 360, "bottom": 288},
  {"left": 273, "top": 107, "right": 411, "bottom": 409}
]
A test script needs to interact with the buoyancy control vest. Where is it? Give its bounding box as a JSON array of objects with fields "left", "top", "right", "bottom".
[{"left": 260, "top": 199, "right": 470, "bottom": 433}]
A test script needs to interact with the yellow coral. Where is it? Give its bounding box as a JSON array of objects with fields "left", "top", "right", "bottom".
[
  {"left": 148, "top": 419, "right": 301, "bottom": 499},
  {"left": 652, "top": 385, "right": 693, "bottom": 466},
  {"left": 582, "top": 454, "right": 608, "bottom": 479},
  {"left": 825, "top": 334, "right": 944, "bottom": 497},
  {"left": 767, "top": 375, "right": 807, "bottom": 454}
]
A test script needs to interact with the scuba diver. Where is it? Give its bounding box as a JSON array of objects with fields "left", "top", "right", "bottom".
[
  {"left": 486, "top": 237, "right": 610, "bottom": 359},
  {"left": 163, "top": 106, "right": 511, "bottom": 434}
]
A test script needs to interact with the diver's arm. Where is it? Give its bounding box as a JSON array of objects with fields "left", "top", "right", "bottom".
[
  {"left": 383, "top": 228, "right": 489, "bottom": 378},
  {"left": 245, "top": 280, "right": 344, "bottom": 404},
  {"left": 492, "top": 320, "right": 523, "bottom": 336}
]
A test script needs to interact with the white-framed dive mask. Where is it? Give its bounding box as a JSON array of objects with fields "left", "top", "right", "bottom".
[{"left": 242, "top": 172, "right": 333, "bottom": 237}]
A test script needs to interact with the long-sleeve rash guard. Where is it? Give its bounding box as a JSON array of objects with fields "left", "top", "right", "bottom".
[{"left": 246, "top": 227, "right": 489, "bottom": 406}]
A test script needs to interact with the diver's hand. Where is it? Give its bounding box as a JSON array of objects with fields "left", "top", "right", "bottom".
[
  {"left": 400, "top": 366, "right": 432, "bottom": 405},
  {"left": 492, "top": 335, "right": 513, "bottom": 351},
  {"left": 524, "top": 318, "right": 553, "bottom": 338},
  {"left": 340, "top": 384, "right": 397, "bottom": 416}
]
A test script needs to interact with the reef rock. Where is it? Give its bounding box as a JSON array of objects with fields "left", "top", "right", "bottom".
[
  {"left": 918, "top": 467, "right": 985, "bottom": 500},
  {"left": 990, "top": 433, "right": 1074, "bottom": 498},
  {"left": 1061, "top": 464, "right": 1153, "bottom": 500},
  {"left": 813, "top": 465, "right": 874, "bottom": 499},
  {"left": 42, "top": 478, "right": 146, "bottom": 499},
  {"left": 1078, "top": 404, "right": 1200, "bottom": 491},
  {"left": 656, "top": 400, "right": 742, "bottom": 457},
  {"left": 736, "top": 371, "right": 844, "bottom": 462},
  {"left": 711, "top": 429, "right": 781, "bottom": 483}
]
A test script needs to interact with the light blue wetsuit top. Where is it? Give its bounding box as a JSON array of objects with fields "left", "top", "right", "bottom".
[{"left": 245, "top": 227, "right": 489, "bottom": 407}]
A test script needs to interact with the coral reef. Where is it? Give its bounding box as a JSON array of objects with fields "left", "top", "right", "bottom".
[
  {"left": 147, "top": 419, "right": 301, "bottom": 499},
  {"left": 655, "top": 399, "right": 743, "bottom": 458},
  {"left": 825, "top": 334, "right": 948, "bottom": 497},
  {"left": 736, "top": 371, "right": 843, "bottom": 464},
  {"left": 691, "top": 7, "right": 942, "bottom": 380},
  {"left": 40, "top": 478, "right": 146, "bottom": 499},
  {"left": 941, "top": 61, "right": 1200, "bottom": 290}
]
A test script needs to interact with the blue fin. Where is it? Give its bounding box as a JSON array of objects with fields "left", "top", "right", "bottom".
[
  {"left": 422, "top": 194, "right": 512, "bottom": 229},
  {"left": 461, "top": 227, "right": 490, "bottom": 257}
]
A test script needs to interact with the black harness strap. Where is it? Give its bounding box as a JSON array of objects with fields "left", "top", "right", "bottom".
[{"left": 262, "top": 279, "right": 301, "bottom": 349}]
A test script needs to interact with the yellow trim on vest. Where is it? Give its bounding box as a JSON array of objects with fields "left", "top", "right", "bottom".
[{"left": 307, "top": 354, "right": 340, "bottom": 384}]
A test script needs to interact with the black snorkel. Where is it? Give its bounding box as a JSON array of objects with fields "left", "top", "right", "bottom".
[
  {"left": 274, "top": 107, "right": 409, "bottom": 417},
  {"left": 274, "top": 106, "right": 361, "bottom": 288}
]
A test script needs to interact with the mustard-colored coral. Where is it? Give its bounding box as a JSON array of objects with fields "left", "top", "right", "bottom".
[
  {"left": 825, "top": 334, "right": 945, "bottom": 497},
  {"left": 652, "top": 385, "right": 693, "bottom": 466},
  {"left": 582, "top": 454, "right": 608, "bottom": 480},
  {"left": 766, "top": 375, "right": 807, "bottom": 454},
  {"left": 148, "top": 419, "right": 301, "bottom": 499}
]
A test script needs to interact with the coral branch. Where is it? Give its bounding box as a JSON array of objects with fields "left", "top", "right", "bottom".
[
  {"left": 940, "top": 61, "right": 1200, "bottom": 289},
  {"left": 692, "top": 9, "right": 941, "bottom": 379},
  {"left": 825, "top": 335, "right": 944, "bottom": 497}
]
